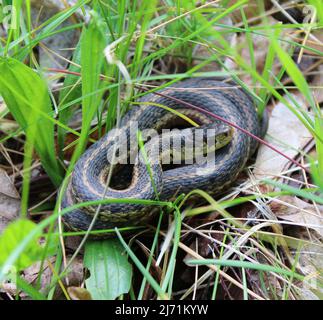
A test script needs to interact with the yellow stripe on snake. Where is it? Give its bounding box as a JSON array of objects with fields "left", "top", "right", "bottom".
[{"left": 62, "top": 78, "right": 267, "bottom": 233}]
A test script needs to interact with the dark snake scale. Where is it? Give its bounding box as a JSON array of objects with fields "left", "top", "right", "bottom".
[{"left": 61, "top": 78, "right": 266, "bottom": 234}]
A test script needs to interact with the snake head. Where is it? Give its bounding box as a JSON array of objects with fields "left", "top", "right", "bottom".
[{"left": 196, "top": 123, "right": 233, "bottom": 156}]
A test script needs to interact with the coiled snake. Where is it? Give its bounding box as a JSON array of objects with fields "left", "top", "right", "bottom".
[{"left": 62, "top": 78, "right": 266, "bottom": 233}]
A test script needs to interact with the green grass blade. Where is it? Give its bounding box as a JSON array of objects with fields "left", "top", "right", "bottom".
[
  {"left": 186, "top": 259, "right": 305, "bottom": 281},
  {"left": 270, "top": 32, "right": 317, "bottom": 113},
  {"left": 115, "top": 229, "right": 169, "bottom": 300}
]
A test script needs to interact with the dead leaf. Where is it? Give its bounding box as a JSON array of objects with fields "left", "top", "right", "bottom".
[
  {"left": 64, "top": 235, "right": 83, "bottom": 252},
  {"left": 223, "top": 16, "right": 288, "bottom": 85},
  {"left": 297, "top": 243, "right": 323, "bottom": 300},
  {"left": 0, "top": 118, "right": 20, "bottom": 133},
  {"left": 311, "top": 65, "right": 323, "bottom": 105},
  {"left": 0, "top": 282, "right": 17, "bottom": 296},
  {"left": 22, "top": 257, "right": 56, "bottom": 298},
  {"left": 253, "top": 94, "right": 313, "bottom": 181},
  {"left": 0, "top": 98, "right": 6, "bottom": 114},
  {"left": 0, "top": 168, "right": 20, "bottom": 233},
  {"left": 193, "top": 16, "right": 235, "bottom": 72},
  {"left": 63, "top": 256, "right": 84, "bottom": 288},
  {"left": 0, "top": 99, "right": 19, "bottom": 132},
  {"left": 229, "top": 0, "right": 272, "bottom": 23},
  {"left": 249, "top": 251, "right": 284, "bottom": 299},
  {"left": 22, "top": 255, "right": 84, "bottom": 299},
  {"left": 270, "top": 195, "right": 323, "bottom": 237},
  {"left": 301, "top": 29, "right": 323, "bottom": 54},
  {"left": 29, "top": 0, "right": 80, "bottom": 81},
  {"left": 68, "top": 286, "right": 92, "bottom": 300}
]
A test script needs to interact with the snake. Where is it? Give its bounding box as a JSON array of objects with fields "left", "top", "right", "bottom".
[{"left": 61, "top": 78, "right": 267, "bottom": 234}]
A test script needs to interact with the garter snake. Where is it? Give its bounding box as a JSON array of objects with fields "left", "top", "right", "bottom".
[{"left": 61, "top": 78, "right": 267, "bottom": 233}]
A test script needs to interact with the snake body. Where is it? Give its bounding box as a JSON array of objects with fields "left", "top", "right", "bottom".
[{"left": 62, "top": 78, "right": 265, "bottom": 233}]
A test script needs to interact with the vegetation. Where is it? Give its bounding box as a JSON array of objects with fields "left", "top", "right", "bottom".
[{"left": 0, "top": 0, "right": 322, "bottom": 300}]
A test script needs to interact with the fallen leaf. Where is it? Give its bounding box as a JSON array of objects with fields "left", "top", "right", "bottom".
[
  {"left": 193, "top": 16, "right": 234, "bottom": 72},
  {"left": 311, "top": 65, "right": 323, "bottom": 105},
  {"left": 22, "top": 255, "right": 84, "bottom": 299},
  {"left": 253, "top": 93, "right": 313, "bottom": 181},
  {"left": 63, "top": 256, "right": 84, "bottom": 288},
  {"left": 0, "top": 282, "right": 17, "bottom": 296},
  {"left": 0, "top": 98, "right": 6, "bottom": 113},
  {"left": 270, "top": 195, "right": 323, "bottom": 237},
  {"left": 0, "top": 168, "right": 20, "bottom": 233},
  {"left": 229, "top": 0, "right": 272, "bottom": 23},
  {"left": 297, "top": 242, "right": 323, "bottom": 300},
  {"left": 22, "top": 257, "right": 56, "bottom": 298},
  {"left": 68, "top": 286, "right": 92, "bottom": 300},
  {"left": 249, "top": 251, "right": 284, "bottom": 300},
  {"left": 29, "top": 0, "right": 81, "bottom": 78}
]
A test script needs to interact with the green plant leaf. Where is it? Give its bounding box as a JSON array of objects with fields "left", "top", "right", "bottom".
[
  {"left": 84, "top": 239, "right": 132, "bottom": 300},
  {"left": 0, "top": 219, "right": 57, "bottom": 271},
  {"left": 0, "top": 57, "right": 63, "bottom": 186}
]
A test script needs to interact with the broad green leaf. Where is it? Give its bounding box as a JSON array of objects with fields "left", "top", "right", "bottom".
[
  {"left": 0, "top": 219, "right": 57, "bottom": 271},
  {"left": 0, "top": 58, "right": 63, "bottom": 186},
  {"left": 84, "top": 239, "right": 132, "bottom": 300}
]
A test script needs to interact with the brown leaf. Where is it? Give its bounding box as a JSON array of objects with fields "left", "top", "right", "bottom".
[
  {"left": 297, "top": 243, "right": 323, "bottom": 300},
  {"left": 0, "top": 168, "right": 20, "bottom": 233},
  {"left": 22, "top": 258, "right": 55, "bottom": 299},
  {"left": 29, "top": 0, "right": 80, "bottom": 79},
  {"left": 229, "top": 0, "right": 272, "bottom": 23},
  {"left": 270, "top": 195, "right": 323, "bottom": 237},
  {"left": 192, "top": 16, "right": 235, "bottom": 72},
  {"left": 22, "top": 256, "right": 84, "bottom": 299},
  {"left": 68, "top": 286, "right": 92, "bottom": 300},
  {"left": 253, "top": 93, "right": 313, "bottom": 182},
  {"left": 311, "top": 65, "right": 323, "bottom": 105},
  {"left": 63, "top": 256, "right": 84, "bottom": 288}
]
